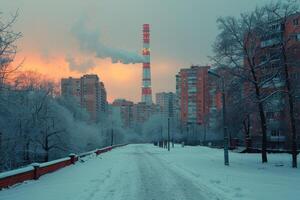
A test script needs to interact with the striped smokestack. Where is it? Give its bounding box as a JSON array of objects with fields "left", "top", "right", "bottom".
[{"left": 141, "top": 24, "right": 153, "bottom": 104}]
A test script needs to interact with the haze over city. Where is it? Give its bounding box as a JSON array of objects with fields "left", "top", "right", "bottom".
[
  {"left": 1, "top": 0, "right": 300, "bottom": 200},
  {"left": 3, "top": 0, "right": 270, "bottom": 102}
]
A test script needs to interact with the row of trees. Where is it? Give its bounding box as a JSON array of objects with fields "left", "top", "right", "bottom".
[
  {"left": 0, "top": 12, "right": 131, "bottom": 171},
  {"left": 0, "top": 10, "right": 177, "bottom": 171},
  {"left": 212, "top": 0, "right": 300, "bottom": 167},
  {"left": 0, "top": 75, "right": 116, "bottom": 170}
]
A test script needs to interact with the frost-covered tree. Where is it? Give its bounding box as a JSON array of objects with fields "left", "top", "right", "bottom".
[
  {"left": 212, "top": 5, "right": 284, "bottom": 163},
  {"left": 0, "top": 11, "right": 22, "bottom": 89},
  {"left": 264, "top": 0, "right": 300, "bottom": 168},
  {"left": 212, "top": 0, "right": 300, "bottom": 166},
  {"left": 142, "top": 114, "right": 164, "bottom": 142}
]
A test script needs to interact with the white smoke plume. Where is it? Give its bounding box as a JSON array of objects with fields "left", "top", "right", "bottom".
[
  {"left": 65, "top": 55, "right": 95, "bottom": 73},
  {"left": 71, "top": 19, "right": 145, "bottom": 64}
]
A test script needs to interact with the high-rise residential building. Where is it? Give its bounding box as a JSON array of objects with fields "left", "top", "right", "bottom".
[
  {"left": 156, "top": 92, "right": 176, "bottom": 119},
  {"left": 132, "top": 102, "right": 159, "bottom": 124},
  {"left": 99, "top": 81, "right": 108, "bottom": 115},
  {"left": 112, "top": 99, "right": 134, "bottom": 128},
  {"left": 81, "top": 74, "right": 100, "bottom": 121},
  {"left": 61, "top": 74, "right": 108, "bottom": 122},
  {"left": 206, "top": 79, "right": 219, "bottom": 132},
  {"left": 61, "top": 77, "right": 81, "bottom": 101},
  {"left": 176, "top": 65, "right": 211, "bottom": 125},
  {"left": 141, "top": 24, "right": 153, "bottom": 105},
  {"left": 243, "top": 13, "right": 300, "bottom": 148}
]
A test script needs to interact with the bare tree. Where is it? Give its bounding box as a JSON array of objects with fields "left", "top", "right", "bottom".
[
  {"left": 264, "top": 1, "right": 300, "bottom": 168},
  {"left": 0, "top": 11, "right": 22, "bottom": 170},
  {"left": 212, "top": 7, "right": 284, "bottom": 163},
  {"left": 0, "top": 11, "right": 22, "bottom": 89},
  {"left": 36, "top": 126, "right": 66, "bottom": 162},
  {"left": 213, "top": 0, "right": 300, "bottom": 166}
]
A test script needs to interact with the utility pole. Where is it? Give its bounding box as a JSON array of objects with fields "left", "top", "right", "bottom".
[{"left": 167, "top": 117, "right": 170, "bottom": 151}]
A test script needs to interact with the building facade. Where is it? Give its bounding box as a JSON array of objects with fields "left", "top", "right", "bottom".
[
  {"left": 132, "top": 102, "right": 158, "bottom": 124},
  {"left": 112, "top": 99, "right": 134, "bottom": 128},
  {"left": 61, "top": 77, "right": 81, "bottom": 101},
  {"left": 244, "top": 13, "right": 300, "bottom": 148},
  {"left": 99, "top": 81, "right": 108, "bottom": 116},
  {"left": 155, "top": 92, "right": 176, "bottom": 119},
  {"left": 61, "top": 74, "right": 108, "bottom": 122},
  {"left": 176, "top": 66, "right": 211, "bottom": 125}
]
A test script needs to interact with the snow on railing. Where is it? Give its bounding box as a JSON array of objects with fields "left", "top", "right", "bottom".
[
  {"left": 78, "top": 150, "right": 97, "bottom": 158},
  {"left": 0, "top": 166, "right": 34, "bottom": 180},
  {"left": 39, "top": 157, "right": 71, "bottom": 168},
  {"left": 0, "top": 144, "right": 127, "bottom": 190}
]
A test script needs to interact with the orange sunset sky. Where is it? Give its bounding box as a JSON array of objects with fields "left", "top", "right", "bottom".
[
  {"left": 14, "top": 51, "right": 177, "bottom": 103},
  {"left": 3, "top": 0, "right": 267, "bottom": 103}
]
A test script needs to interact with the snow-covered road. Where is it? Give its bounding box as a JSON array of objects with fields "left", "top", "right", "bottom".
[
  {"left": 0, "top": 144, "right": 299, "bottom": 200},
  {"left": 75, "top": 144, "right": 217, "bottom": 200},
  {"left": 131, "top": 145, "right": 213, "bottom": 200},
  {"left": 0, "top": 145, "right": 219, "bottom": 200}
]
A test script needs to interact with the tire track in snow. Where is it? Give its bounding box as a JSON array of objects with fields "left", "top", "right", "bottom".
[
  {"left": 135, "top": 145, "right": 214, "bottom": 200},
  {"left": 80, "top": 148, "right": 139, "bottom": 200}
]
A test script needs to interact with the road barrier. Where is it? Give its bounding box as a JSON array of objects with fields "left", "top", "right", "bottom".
[{"left": 0, "top": 144, "right": 126, "bottom": 190}]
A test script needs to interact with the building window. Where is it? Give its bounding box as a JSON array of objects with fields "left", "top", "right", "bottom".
[
  {"left": 266, "top": 112, "right": 274, "bottom": 119},
  {"left": 293, "top": 18, "right": 299, "bottom": 26},
  {"left": 271, "top": 130, "right": 280, "bottom": 136},
  {"left": 271, "top": 24, "right": 281, "bottom": 31},
  {"left": 261, "top": 37, "right": 281, "bottom": 48},
  {"left": 290, "top": 33, "right": 300, "bottom": 41}
]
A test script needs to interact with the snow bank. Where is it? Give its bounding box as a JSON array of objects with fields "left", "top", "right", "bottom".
[
  {"left": 157, "top": 145, "right": 300, "bottom": 200},
  {"left": 0, "top": 144, "right": 298, "bottom": 200}
]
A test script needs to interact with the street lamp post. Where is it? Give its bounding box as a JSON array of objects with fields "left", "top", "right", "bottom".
[
  {"left": 111, "top": 121, "right": 114, "bottom": 146},
  {"left": 111, "top": 128, "right": 114, "bottom": 146},
  {"left": 208, "top": 70, "right": 229, "bottom": 166},
  {"left": 167, "top": 117, "right": 170, "bottom": 151}
]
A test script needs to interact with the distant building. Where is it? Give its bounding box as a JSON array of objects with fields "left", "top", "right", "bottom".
[
  {"left": 155, "top": 92, "right": 176, "bottom": 119},
  {"left": 61, "top": 74, "right": 108, "bottom": 122},
  {"left": 99, "top": 81, "right": 108, "bottom": 115},
  {"left": 112, "top": 99, "right": 134, "bottom": 128},
  {"left": 80, "top": 75, "right": 100, "bottom": 121},
  {"left": 176, "top": 66, "right": 211, "bottom": 125},
  {"left": 207, "top": 71, "right": 221, "bottom": 130},
  {"left": 61, "top": 77, "right": 81, "bottom": 101},
  {"left": 132, "top": 102, "right": 159, "bottom": 124}
]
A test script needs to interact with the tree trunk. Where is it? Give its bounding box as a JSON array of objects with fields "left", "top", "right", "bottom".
[
  {"left": 243, "top": 115, "right": 251, "bottom": 150},
  {"left": 25, "top": 141, "right": 30, "bottom": 162},
  {"left": 258, "top": 101, "right": 268, "bottom": 163},
  {"left": 282, "top": 47, "right": 297, "bottom": 168},
  {"left": 45, "top": 134, "right": 49, "bottom": 162},
  {"left": 44, "top": 151, "right": 49, "bottom": 162},
  {"left": 250, "top": 64, "right": 268, "bottom": 163}
]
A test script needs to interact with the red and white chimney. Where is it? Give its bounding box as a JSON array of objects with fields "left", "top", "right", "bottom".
[{"left": 141, "top": 24, "right": 153, "bottom": 104}]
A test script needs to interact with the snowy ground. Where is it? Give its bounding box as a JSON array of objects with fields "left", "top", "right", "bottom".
[{"left": 0, "top": 144, "right": 299, "bottom": 200}]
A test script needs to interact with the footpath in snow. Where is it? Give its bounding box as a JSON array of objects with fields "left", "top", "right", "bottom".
[{"left": 0, "top": 144, "right": 299, "bottom": 200}]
